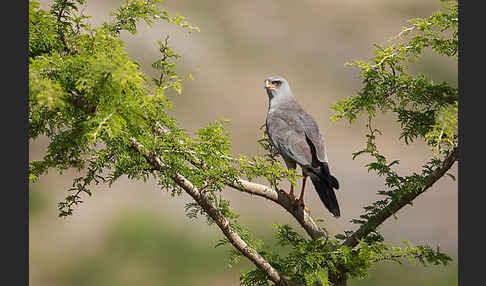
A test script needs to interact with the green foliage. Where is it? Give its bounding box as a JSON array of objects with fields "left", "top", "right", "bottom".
[
  {"left": 240, "top": 1, "right": 458, "bottom": 285},
  {"left": 29, "top": 1, "right": 457, "bottom": 285},
  {"left": 329, "top": 0, "right": 458, "bottom": 236},
  {"left": 240, "top": 224, "right": 451, "bottom": 286},
  {"left": 101, "top": 0, "right": 199, "bottom": 36},
  {"left": 29, "top": 4, "right": 296, "bottom": 282},
  {"left": 331, "top": 0, "right": 456, "bottom": 213},
  {"left": 30, "top": 0, "right": 295, "bottom": 216},
  {"left": 321, "top": 0, "right": 457, "bottom": 284},
  {"left": 425, "top": 101, "right": 458, "bottom": 155},
  {"left": 331, "top": 0, "right": 457, "bottom": 148},
  {"left": 29, "top": 0, "right": 63, "bottom": 57}
]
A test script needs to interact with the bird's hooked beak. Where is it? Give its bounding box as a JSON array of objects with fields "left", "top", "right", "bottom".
[{"left": 264, "top": 80, "right": 276, "bottom": 90}]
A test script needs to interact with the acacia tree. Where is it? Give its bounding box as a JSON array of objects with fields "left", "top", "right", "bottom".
[{"left": 29, "top": 0, "right": 458, "bottom": 285}]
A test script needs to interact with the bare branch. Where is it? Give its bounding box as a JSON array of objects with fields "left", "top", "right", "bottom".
[{"left": 342, "top": 147, "right": 458, "bottom": 248}]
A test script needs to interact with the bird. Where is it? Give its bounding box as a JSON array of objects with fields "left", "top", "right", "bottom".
[{"left": 264, "top": 75, "right": 341, "bottom": 217}]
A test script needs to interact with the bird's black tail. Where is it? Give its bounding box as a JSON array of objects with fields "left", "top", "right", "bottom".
[{"left": 309, "top": 163, "right": 340, "bottom": 217}]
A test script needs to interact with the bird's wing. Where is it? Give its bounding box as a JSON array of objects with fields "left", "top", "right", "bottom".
[
  {"left": 266, "top": 106, "right": 314, "bottom": 167},
  {"left": 299, "top": 111, "right": 328, "bottom": 164}
]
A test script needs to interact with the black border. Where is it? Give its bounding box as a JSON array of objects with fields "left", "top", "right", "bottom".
[
  {"left": 3, "top": 0, "right": 28, "bottom": 285},
  {"left": 458, "top": 1, "right": 481, "bottom": 285}
]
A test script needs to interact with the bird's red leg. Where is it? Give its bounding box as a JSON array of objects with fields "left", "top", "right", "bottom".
[
  {"left": 297, "top": 175, "right": 309, "bottom": 212},
  {"left": 279, "top": 184, "right": 296, "bottom": 205},
  {"left": 289, "top": 184, "right": 295, "bottom": 205}
]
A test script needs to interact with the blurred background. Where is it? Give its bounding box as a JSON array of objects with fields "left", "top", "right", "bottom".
[{"left": 30, "top": 0, "right": 458, "bottom": 285}]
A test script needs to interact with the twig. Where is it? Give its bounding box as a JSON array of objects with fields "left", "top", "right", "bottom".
[
  {"left": 392, "top": 26, "right": 415, "bottom": 41},
  {"left": 157, "top": 35, "right": 170, "bottom": 87},
  {"left": 55, "top": 0, "right": 72, "bottom": 53},
  {"left": 92, "top": 113, "right": 114, "bottom": 141}
]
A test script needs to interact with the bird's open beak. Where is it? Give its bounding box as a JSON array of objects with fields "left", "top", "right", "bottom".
[{"left": 264, "top": 80, "right": 276, "bottom": 89}]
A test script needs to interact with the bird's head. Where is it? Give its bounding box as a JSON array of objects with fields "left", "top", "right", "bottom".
[{"left": 264, "top": 75, "right": 292, "bottom": 100}]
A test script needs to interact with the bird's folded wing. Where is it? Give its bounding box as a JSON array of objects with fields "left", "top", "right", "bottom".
[
  {"left": 267, "top": 113, "right": 313, "bottom": 167},
  {"left": 299, "top": 112, "right": 328, "bottom": 163}
]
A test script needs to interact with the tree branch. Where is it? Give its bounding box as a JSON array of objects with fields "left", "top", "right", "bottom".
[
  {"left": 146, "top": 120, "right": 328, "bottom": 241},
  {"left": 229, "top": 179, "right": 327, "bottom": 240},
  {"left": 129, "top": 137, "right": 301, "bottom": 286},
  {"left": 342, "top": 147, "right": 458, "bottom": 248},
  {"left": 55, "top": 0, "right": 72, "bottom": 53}
]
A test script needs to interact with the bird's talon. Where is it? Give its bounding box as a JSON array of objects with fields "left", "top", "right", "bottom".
[
  {"left": 296, "top": 199, "right": 309, "bottom": 213},
  {"left": 280, "top": 189, "right": 296, "bottom": 205}
]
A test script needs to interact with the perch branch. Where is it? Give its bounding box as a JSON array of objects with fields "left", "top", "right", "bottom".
[
  {"left": 342, "top": 147, "right": 458, "bottom": 248},
  {"left": 229, "top": 179, "right": 327, "bottom": 240},
  {"left": 147, "top": 120, "right": 327, "bottom": 241}
]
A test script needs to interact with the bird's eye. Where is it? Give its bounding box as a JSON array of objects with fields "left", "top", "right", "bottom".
[{"left": 272, "top": 81, "right": 280, "bottom": 86}]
